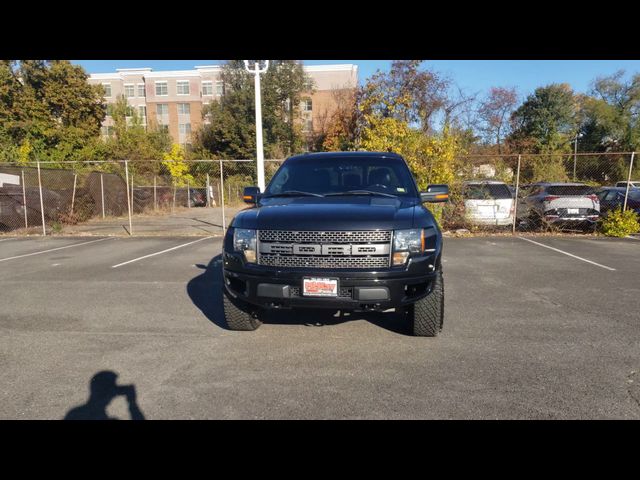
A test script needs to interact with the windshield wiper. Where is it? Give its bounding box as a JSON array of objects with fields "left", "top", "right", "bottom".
[
  {"left": 264, "top": 190, "right": 324, "bottom": 198},
  {"left": 325, "top": 190, "right": 398, "bottom": 198}
]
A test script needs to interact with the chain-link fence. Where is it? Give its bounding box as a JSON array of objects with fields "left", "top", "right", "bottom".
[
  {"left": 0, "top": 159, "right": 285, "bottom": 235},
  {"left": 0, "top": 162, "right": 129, "bottom": 234},
  {"left": 439, "top": 152, "right": 639, "bottom": 233},
  {"left": 1, "top": 154, "right": 638, "bottom": 236}
]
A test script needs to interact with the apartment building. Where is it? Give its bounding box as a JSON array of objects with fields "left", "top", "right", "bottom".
[{"left": 88, "top": 63, "right": 358, "bottom": 146}]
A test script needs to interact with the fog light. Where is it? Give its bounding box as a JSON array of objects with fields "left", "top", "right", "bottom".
[
  {"left": 243, "top": 250, "right": 257, "bottom": 263},
  {"left": 392, "top": 251, "right": 410, "bottom": 266}
]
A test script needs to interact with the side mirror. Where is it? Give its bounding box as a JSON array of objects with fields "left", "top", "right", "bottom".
[
  {"left": 243, "top": 186, "right": 260, "bottom": 204},
  {"left": 420, "top": 184, "right": 449, "bottom": 203}
]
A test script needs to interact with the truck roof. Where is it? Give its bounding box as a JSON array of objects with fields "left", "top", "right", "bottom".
[
  {"left": 531, "top": 182, "right": 588, "bottom": 187},
  {"left": 287, "top": 151, "right": 403, "bottom": 161}
]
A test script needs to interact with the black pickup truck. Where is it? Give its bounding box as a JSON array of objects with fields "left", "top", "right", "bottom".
[{"left": 221, "top": 151, "right": 449, "bottom": 336}]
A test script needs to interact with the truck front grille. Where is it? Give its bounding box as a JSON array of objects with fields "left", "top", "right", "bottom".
[
  {"left": 258, "top": 230, "right": 392, "bottom": 269},
  {"left": 259, "top": 230, "right": 391, "bottom": 244}
]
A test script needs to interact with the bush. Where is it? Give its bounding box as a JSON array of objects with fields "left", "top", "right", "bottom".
[{"left": 599, "top": 208, "right": 640, "bottom": 237}]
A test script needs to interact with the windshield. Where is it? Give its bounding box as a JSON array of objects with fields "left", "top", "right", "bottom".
[
  {"left": 463, "top": 184, "right": 512, "bottom": 200},
  {"left": 264, "top": 155, "right": 418, "bottom": 197},
  {"left": 628, "top": 190, "right": 640, "bottom": 201}
]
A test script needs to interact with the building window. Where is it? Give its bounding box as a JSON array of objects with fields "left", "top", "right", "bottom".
[
  {"left": 101, "top": 125, "right": 114, "bottom": 137},
  {"left": 102, "top": 83, "right": 111, "bottom": 97},
  {"left": 304, "top": 117, "right": 313, "bottom": 132},
  {"left": 156, "top": 104, "right": 168, "bottom": 116},
  {"left": 216, "top": 80, "right": 224, "bottom": 96},
  {"left": 159, "top": 124, "right": 169, "bottom": 133},
  {"left": 179, "top": 123, "right": 191, "bottom": 143},
  {"left": 301, "top": 98, "right": 312, "bottom": 112},
  {"left": 202, "top": 81, "right": 213, "bottom": 96},
  {"left": 124, "top": 84, "right": 135, "bottom": 98},
  {"left": 156, "top": 104, "right": 169, "bottom": 124},
  {"left": 178, "top": 103, "right": 190, "bottom": 115},
  {"left": 137, "top": 84, "right": 145, "bottom": 97},
  {"left": 138, "top": 106, "right": 147, "bottom": 121},
  {"left": 177, "top": 80, "right": 190, "bottom": 95},
  {"left": 155, "top": 81, "right": 168, "bottom": 96}
]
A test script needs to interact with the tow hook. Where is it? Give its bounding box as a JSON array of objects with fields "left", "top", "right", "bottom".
[
  {"left": 265, "top": 302, "right": 288, "bottom": 309},
  {"left": 359, "top": 303, "right": 381, "bottom": 311}
]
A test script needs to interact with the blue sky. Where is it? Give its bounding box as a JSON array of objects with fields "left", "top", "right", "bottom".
[{"left": 73, "top": 60, "right": 640, "bottom": 99}]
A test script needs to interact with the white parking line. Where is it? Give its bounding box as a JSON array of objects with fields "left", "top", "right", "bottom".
[
  {"left": 518, "top": 237, "right": 616, "bottom": 271},
  {"left": 0, "top": 237, "right": 113, "bottom": 263},
  {"left": 111, "top": 236, "right": 213, "bottom": 268},
  {"left": 0, "top": 238, "right": 17, "bottom": 242}
]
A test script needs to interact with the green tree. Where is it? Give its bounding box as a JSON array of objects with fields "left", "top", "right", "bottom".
[
  {"left": 194, "top": 60, "right": 313, "bottom": 160},
  {"left": 101, "top": 95, "right": 172, "bottom": 175},
  {"left": 508, "top": 83, "right": 579, "bottom": 154},
  {"left": 0, "top": 60, "right": 106, "bottom": 163},
  {"left": 579, "top": 71, "right": 640, "bottom": 152},
  {"left": 573, "top": 72, "right": 640, "bottom": 182}
]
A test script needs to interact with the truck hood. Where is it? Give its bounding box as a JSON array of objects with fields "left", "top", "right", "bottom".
[{"left": 231, "top": 196, "right": 420, "bottom": 230}]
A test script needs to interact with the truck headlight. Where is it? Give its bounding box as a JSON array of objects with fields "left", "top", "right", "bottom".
[
  {"left": 392, "top": 228, "right": 435, "bottom": 265},
  {"left": 233, "top": 228, "right": 257, "bottom": 263}
]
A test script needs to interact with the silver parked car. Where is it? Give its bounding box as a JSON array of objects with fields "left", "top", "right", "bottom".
[
  {"left": 516, "top": 182, "right": 600, "bottom": 230},
  {"left": 462, "top": 180, "right": 515, "bottom": 227}
]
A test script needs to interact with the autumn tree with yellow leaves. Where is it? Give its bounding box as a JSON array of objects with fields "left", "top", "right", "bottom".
[
  {"left": 355, "top": 61, "right": 469, "bottom": 224},
  {"left": 162, "top": 143, "right": 194, "bottom": 187},
  {"left": 357, "top": 61, "right": 466, "bottom": 190}
]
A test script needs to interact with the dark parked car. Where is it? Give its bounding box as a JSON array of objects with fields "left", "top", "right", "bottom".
[
  {"left": 615, "top": 181, "right": 640, "bottom": 189},
  {"left": 0, "top": 186, "right": 62, "bottom": 230},
  {"left": 188, "top": 188, "right": 207, "bottom": 207},
  {"left": 596, "top": 187, "right": 640, "bottom": 215},
  {"left": 221, "top": 151, "right": 449, "bottom": 337},
  {"left": 516, "top": 182, "right": 600, "bottom": 230}
]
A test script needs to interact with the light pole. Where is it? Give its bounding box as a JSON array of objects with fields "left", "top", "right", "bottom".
[
  {"left": 244, "top": 60, "right": 269, "bottom": 192},
  {"left": 573, "top": 133, "right": 579, "bottom": 181}
]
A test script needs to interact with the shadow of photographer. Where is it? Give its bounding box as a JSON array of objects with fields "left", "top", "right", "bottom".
[
  {"left": 186, "top": 255, "right": 411, "bottom": 335},
  {"left": 64, "top": 370, "right": 145, "bottom": 420}
]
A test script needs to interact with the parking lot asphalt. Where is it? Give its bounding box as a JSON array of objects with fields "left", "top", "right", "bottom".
[
  {"left": 0, "top": 235, "right": 639, "bottom": 419},
  {"left": 58, "top": 206, "right": 243, "bottom": 236}
]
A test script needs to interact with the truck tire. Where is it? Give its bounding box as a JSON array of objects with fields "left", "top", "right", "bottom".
[
  {"left": 223, "top": 289, "right": 262, "bottom": 331},
  {"left": 407, "top": 268, "right": 444, "bottom": 337}
]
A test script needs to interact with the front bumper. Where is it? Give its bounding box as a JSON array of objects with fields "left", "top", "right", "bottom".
[
  {"left": 465, "top": 214, "right": 514, "bottom": 226},
  {"left": 222, "top": 251, "right": 440, "bottom": 311},
  {"left": 544, "top": 214, "right": 599, "bottom": 224}
]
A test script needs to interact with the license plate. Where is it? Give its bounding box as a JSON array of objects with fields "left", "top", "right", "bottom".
[
  {"left": 302, "top": 277, "right": 338, "bottom": 297},
  {"left": 478, "top": 206, "right": 496, "bottom": 215},
  {"left": 567, "top": 208, "right": 579, "bottom": 214}
]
